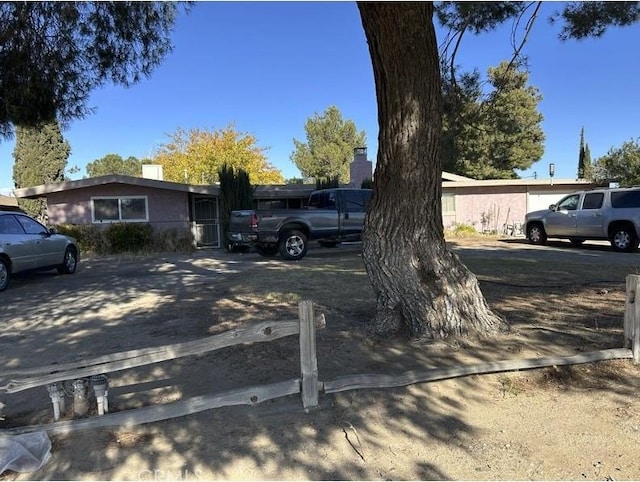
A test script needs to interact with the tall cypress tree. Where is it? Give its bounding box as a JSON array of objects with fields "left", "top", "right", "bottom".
[
  {"left": 584, "top": 143, "right": 593, "bottom": 179},
  {"left": 218, "top": 163, "right": 253, "bottom": 251},
  {"left": 577, "top": 127, "right": 592, "bottom": 179},
  {"left": 12, "top": 120, "right": 71, "bottom": 220}
]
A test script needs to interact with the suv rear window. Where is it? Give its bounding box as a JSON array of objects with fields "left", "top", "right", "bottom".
[{"left": 611, "top": 190, "right": 640, "bottom": 209}]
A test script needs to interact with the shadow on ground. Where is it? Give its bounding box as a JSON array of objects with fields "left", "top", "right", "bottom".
[{"left": 1, "top": 240, "right": 639, "bottom": 480}]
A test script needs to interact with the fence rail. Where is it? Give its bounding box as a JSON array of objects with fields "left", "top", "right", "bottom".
[{"left": 2, "top": 274, "right": 640, "bottom": 435}]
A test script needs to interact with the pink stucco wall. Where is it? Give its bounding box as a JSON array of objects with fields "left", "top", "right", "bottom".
[
  {"left": 443, "top": 186, "right": 528, "bottom": 233},
  {"left": 46, "top": 185, "right": 191, "bottom": 231}
]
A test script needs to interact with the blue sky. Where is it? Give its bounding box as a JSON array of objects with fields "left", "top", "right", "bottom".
[{"left": 1, "top": 2, "right": 639, "bottom": 194}]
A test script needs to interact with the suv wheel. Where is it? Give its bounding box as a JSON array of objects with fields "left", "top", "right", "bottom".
[
  {"left": 610, "top": 226, "right": 639, "bottom": 252},
  {"left": 527, "top": 223, "right": 547, "bottom": 245}
]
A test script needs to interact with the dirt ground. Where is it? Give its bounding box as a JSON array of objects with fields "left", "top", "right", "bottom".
[{"left": 1, "top": 237, "right": 640, "bottom": 481}]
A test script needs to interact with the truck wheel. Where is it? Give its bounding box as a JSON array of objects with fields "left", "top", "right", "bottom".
[
  {"left": 610, "top": 225, "right": 638, "bottom": 252},
  {"left": 526, "top": 222, "right": 547, "bottom": 245},
  {"left": 278, "top": 230, "right": 308, "bottom": 260},
  {"left": 256, "top": 245, "right": 279, "bottom": 257}
]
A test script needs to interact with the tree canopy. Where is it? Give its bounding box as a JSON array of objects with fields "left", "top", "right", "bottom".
[
  {"left": 291, "top": 106, "right": 367, "bottom": 184},
  {"left": 151, "top": 125, "right": 284, "bottom": 185},
  {"left": 0, "top": 2, "right": 182, "bottom": 140},
  {"left": 86, "top": 154, "right": 143, "bottom": 178},
  {"left": 441, "top": 60, "right": 545, "bottom": 179},
  {"left": 12, "top": 120, "right": 71, "bottom": 219},
  {"left": 591, "top": 138, "right": 640, "bottom": 187}
]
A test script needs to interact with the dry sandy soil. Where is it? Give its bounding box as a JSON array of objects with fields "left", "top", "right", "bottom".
[{"left": 1, "top": 237, "right": 640, "bottom": 480}]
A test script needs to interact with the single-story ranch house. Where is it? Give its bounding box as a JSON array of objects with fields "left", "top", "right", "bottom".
[{"left": 13, "top": 167, "right": 603, "bottom": 249}]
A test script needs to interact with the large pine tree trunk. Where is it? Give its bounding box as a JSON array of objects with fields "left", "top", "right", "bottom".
[{"left": 358, "top": 2, "right": 508, "bottom": 339}]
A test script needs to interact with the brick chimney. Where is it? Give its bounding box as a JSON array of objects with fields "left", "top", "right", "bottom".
[{"left": 349, "top": 147, "right": 372, "bottom": 187}]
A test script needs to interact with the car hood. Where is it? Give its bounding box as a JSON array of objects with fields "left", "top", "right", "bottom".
[{"left": 525, "top": 209, "right": 551, "bottom": 219}]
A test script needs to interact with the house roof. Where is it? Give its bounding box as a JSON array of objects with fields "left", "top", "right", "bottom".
[
  {"left": 0, "top": 195, "right": 19, "bottom": 210},
  {"left": 442, "top": 178, "right": 602, "bottom": 189},
  {"left": 441, "top": 171, "right": 473, "bottom": 181},
  {"left": 13, "top": 173, "right": 602, "bottom": 201},
  {"left": 13, "top": 175, "right": 220, "bottom": 199}
]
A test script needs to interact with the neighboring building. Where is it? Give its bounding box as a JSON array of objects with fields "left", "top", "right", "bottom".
[{"left": 441, "top": 177, "right": 605, "bottom": 234}]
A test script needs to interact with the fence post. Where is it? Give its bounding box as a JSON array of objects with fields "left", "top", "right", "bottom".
[
  {"left": 299, "top": 300, "right": 319, "bottom": 409},
  {"left": 625, "top": 275, "right": 640, "bottom": 364}
]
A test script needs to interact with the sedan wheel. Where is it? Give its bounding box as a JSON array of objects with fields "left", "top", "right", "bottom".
[
  {"left": 0, "top": 258, "right": 10, "bottom": 291},
  {"left": 57, "top": 247, "right": 78, "bottom": 274}
]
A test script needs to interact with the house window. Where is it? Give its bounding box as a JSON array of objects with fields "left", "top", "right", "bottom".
[
  {"left": 442, "top": 193, "right": 455, "bottom": 214},
  {"left": 92, "top": 196, "right": 148, "bottom": 223}
]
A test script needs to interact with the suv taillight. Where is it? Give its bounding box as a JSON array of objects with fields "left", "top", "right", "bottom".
[{"left": 250, "top": 213, "right": 258, "bottom": 230}]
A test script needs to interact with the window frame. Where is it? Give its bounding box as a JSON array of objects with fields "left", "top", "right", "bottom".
[
  {"left": 442, "top": 193, "right": 456, "bottom": 215},
  {"left": 91, "top": 196, "right": 149, "bottom": 224}
]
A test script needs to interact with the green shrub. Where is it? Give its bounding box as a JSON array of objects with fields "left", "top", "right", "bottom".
[
  {"left": 445, "top": 223, "right": 478, "bottom": 237},
  {"left": 57, "top": 223, "right": 197, "bottom": 255},
  {"left": 56, "top": 224, "right": 109, "bottom": 255},
  {"left": 104, "top": 223, "right": 153, "bottom": 253}
]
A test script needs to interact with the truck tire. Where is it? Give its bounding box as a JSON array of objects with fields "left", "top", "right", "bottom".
[
  {"left": 527, "top": 222, "right": 547, "bottom": 245},
  {"left": 278, "top": 230, "right": 308, "bottom": 261},
  {"left": 256, "top": 245, "right": 279, "bottom": 257},
  {"left": 610, "top": 225, "right": 639, "bottom": 252}
]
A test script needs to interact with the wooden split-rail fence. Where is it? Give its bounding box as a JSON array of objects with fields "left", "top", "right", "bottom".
[{"left": 2, "top": 275, "right": 640, "bottom": 436}]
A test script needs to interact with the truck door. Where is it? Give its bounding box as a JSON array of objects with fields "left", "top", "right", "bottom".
[
  {"left": 575, "top": 191, "right": 605, "bottom": 237},
  {"left": 339, "top": 190, "right": 369, "bottom": 236},
  {"left": 545, "top": 193, "right": 579, "bottom": 236}
]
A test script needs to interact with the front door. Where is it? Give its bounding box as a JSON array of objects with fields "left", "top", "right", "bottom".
[
  {"left": 545, "top": 194, "right": 579, "bottom": 237},
  {"left": 192, "top": 197, "right": 220, "bottom": 248}
]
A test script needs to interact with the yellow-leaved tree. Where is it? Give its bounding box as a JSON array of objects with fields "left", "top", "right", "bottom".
[{"left": 152, "top": 124, "right": 284, "bottom": 185}]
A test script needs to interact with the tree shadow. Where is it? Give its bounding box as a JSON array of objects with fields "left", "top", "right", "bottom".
[{"left": 1, "top": 243, "right": 639, "bottom": 480}]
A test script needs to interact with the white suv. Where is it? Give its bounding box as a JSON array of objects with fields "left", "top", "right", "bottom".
[{"left": 524, "top": 187, "right": 640, "bottom": 252}]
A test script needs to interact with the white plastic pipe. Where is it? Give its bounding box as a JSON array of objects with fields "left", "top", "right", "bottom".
[
  {"left": 91, "top": 375, "right": 109, "bottom": 415},
  {"left": 46, "top": 383, "right": 63, "bottom": 421}
]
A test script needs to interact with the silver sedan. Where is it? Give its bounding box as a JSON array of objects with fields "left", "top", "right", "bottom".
[{"left": 0, "top": 211, "right": 79, "bottom": 291}]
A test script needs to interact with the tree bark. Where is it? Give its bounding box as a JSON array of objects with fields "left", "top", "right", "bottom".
[{"left": 358, "top": 2, "right": 508, "bottom": 339}]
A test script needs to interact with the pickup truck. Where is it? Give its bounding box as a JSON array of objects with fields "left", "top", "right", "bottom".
[
  {"left": 228, "top": 188, "right": 373, "bottom": 260},
  {"left": 524, "top": 187, "right": 640, "bottom": 252}
]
